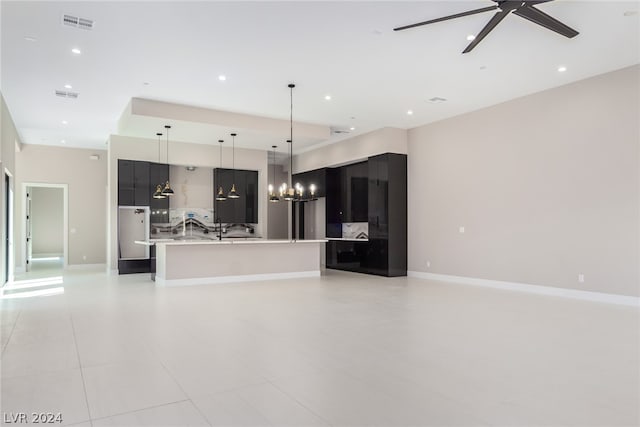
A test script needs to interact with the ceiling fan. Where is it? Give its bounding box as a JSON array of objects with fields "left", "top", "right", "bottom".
[{"left": 393, "top": 0, "right": 579, "bottom": 54}]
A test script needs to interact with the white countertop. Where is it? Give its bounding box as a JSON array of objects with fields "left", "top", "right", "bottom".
[
  {"left": 136, "top": 239, "right": 327, "bottom": 246},
  {"left": 325, "top": 237, "right": 369, "bottom": 242}
]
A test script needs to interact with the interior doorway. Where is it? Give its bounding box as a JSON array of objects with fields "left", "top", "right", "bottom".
[
  {"left": 22, "top": 183, "right": 68, "bottom": 275},
  {"left": 4, "top": 172, "right": 14, "bottom": 285}
]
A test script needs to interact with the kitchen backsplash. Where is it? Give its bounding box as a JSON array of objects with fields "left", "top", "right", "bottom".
[
  {"left": 342, "top": 222, "right": 368, "bottom": 239},
  {"left": 150, "top": 208, "right": 256, "bottom": 238}
]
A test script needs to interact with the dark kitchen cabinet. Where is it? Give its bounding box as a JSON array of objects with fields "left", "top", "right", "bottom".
[
  {"left": 214, "top": 168, "right": 258, "bottom": 223},
  {"left": 292, "top": 168, "right": 326, "bottom": 198},
  {"left": 325, "top": 153, "right": 406, "bottom": 277},
  {"left": 325, "top": 168, "right": 342, "bottom": 237},
  {"left": 343, "top": 161, "right": 368, "bottom": 223},
  {"left": 326, "top": 240, "right": 369, "bottom": 271},
  {"left": 324, "top": 162, "right": 367, "bottom": 234},
  {"left": 118, "top": 160, "right": 151, "bottom": 206},
  {"left": 118, "top": 160, "right": 135, "bottom": 206},
  {"left": 366, "top": 153, "right": 407, "bottom": 277}
]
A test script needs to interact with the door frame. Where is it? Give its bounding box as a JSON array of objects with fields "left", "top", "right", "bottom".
[
  {"left": 21, "top": 183, "right": 69, "bottom": 270},
  {"left": 4, "top": 170, "right": 14, "bottom": 285}
]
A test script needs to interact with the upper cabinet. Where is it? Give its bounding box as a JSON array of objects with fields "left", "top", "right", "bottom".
[
  {"left": 118, "top": 160, "right": 151, "bottom": 206},
  {"left": 214, "top": 168, "right": 258, "bottom": 223},
  {"left": 325, "top": 161, "right": 368, "bottom": 225},
  {"left": 292, "top": 168, "right": 327, "bottom": 198}
]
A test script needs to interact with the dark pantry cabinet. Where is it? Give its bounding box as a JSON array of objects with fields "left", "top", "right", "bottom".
[
  {"left": 366, "top": 153, "right": 407, "bottom": 277},
  {"left": 325, "top": 153, "right": 407, "bottom": 277}
]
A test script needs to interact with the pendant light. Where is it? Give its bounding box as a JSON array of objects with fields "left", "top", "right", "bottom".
[
  {"left": 152, "top": 132, "right": 166, "bottom": 199},
  {"left": 227, "top": 133, "right": 240, "bottom": 199},
  {"left": 215, "top": 139, "right": 227, "bottom": 201},
  {"left": 282, "top": 83, "right": 317, "bottom": 202},
  {"left": 161, "top": 125, "right": 175, "bottom": 196},
  {"left": 269, "top": 145, "right": 280, "bottom": 203}
]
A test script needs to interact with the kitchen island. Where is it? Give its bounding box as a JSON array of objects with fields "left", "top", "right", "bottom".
[{"left": 150, "top": 239, "right": 326, "bottom": 287}]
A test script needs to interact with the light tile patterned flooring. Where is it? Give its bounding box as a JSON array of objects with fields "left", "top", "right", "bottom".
[{"left": 1, "top": 267, "right": 638, "bottom": 426}]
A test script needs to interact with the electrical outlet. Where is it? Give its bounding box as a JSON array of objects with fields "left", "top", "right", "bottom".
[
  {"left": 578, "top": 274, "right": 584, "bottom": 283},
  {"left": 82, "top": 255, "right": 87, "bottom": 261},
  {"left": 459, "top": 226, "right": 465, "bottom": 234},
  {"left": 426, "top": 260, "right": 431, "bottom": 268}
]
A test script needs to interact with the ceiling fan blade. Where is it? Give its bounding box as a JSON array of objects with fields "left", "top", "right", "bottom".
[
  {"left": 393, "top": 5, "right": 498, "bottom": 31},
  {"left": 462, "top": 9, "right": 510, "bottom": 53},
  {"left": 513, "top": 5, "right": 579, "bottom": 38}
]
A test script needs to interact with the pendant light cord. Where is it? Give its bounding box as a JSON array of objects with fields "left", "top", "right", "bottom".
[
  {"left": 164, "top": 125, "right": 171, "bottom": 165},
  {"left": 232, "top": 133, "right": 236, "bottom": 185},
  {"left": 157, "top": 133, "right": 162, "bottom": 163},
  {"left": 289, "top": 83, "right": 294, "bottom": 189}
]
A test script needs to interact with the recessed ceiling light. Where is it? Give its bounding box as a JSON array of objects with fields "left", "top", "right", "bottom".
[
  {"left": 24, "top": 36, "right": 37, "bottom": 42},
  {"left": 64, "top": 84, "right": 72, "bottom": 89},
  {"left": 558, "top": 66, "right": 567, "bottom": 72},
  {"left": 466, "top": 34, "right": 476, "bottom": 41},
  {"left": 143, "top": 82, "right": 150, "bottom": 86},
  {"left": 218, "top": 75, "right": 226, "bottom": 81},
  {"left": 350, "top": 127, "right": 356, "bottom": 131},
  {"left": 407, "top": 110, "right": 413, "bottom": 115},
  {"left": 61, "top": 120, "right": 68, "bottom": 125},
  {"left": 480, "top": 65, "right": 487, "bottom": 70},
  {"left": 324, "top": 95, "right": 332, "bottom": 101},
  {"left": 60, "top": 139, "right": 66, "bottom": 144},
  {"left": 71, "top": 48, "right": 81, "bottom": 55}
]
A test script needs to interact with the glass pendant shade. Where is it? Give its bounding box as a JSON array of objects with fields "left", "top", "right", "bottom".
[
  {"left": 152, "top": 184, "right": 166, "bottom": 199},
  {"left": 227, "top": 183, "right": 240, "bottom": 199},
  {"left": 215, "top": 186, "right": 227, "bottom": 201},
  {"left": 161, "top": 180, "right": 174, "bottom": 196}
]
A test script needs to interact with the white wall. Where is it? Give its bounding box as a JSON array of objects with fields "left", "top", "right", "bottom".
[
  {"left": 408, "top": 65, "right": 640, "bottom": 297},
  {"left": 30, "top": 187, "right": 63, "bottom": 255},
  {"left": 107, "top": 134, "right": 268, "bottom": 270},
  {"left": 294, "top": 127, "right": 407, "bottom": 173},
  {"left": 15, "top": 145, "right": 107, "bottom": 268}
]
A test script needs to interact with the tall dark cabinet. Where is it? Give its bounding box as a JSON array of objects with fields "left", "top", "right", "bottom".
[
  {"left": 367, "top": 153, "right": 407, "bottom": 277},
  {"left": 214, "top": 168, "right": 258, "bottom": 223},
  {"left": 324, "top": 153, "right": 407, "bottom": 277}
]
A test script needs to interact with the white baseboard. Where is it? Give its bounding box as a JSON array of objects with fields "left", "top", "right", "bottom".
[
  {"left": 407, "top": 271, "right": 640, "bottom": 307},
  {"left": 32, "top": 253, "right": 63, "bottom": 258},
  {"left": 156, "top": 270, "right": 321, "bottom": 287},
  {"left": 66, "top": 263, "right": 106, "bottom": 270},
  {"left": 14, "top": 266, "right": 25, "bottom": 273}
]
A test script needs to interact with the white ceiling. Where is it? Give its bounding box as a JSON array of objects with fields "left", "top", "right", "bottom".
[{"left": 1, "top": 1, "right": 638, "bottom": 152}]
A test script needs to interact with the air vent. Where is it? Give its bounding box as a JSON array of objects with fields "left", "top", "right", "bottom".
[
  {"left": 55, "top": 90, "right": 79, "bottom": 99},
  {"left": 428, "top": 97, "right": 447, "bottom": 103},
  {"left": 62, "top": 14, "right": 94, "bottom": 30}
]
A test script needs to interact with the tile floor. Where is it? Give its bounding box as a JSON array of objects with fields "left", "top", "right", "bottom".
[{"left": 1, "top": 267, "right": 638, "bottom": 426}]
